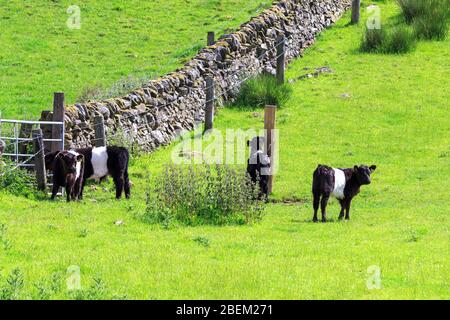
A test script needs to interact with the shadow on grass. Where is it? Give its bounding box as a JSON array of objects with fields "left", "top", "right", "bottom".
[{"left": 290, "top": 217, "right": 348, "bottom": 224}]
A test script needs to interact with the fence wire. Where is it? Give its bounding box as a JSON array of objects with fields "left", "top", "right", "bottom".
[{"left": 88, "top": 32, "right": 292, "bottom": 138}]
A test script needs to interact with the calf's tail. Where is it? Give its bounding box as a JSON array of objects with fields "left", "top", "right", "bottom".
[
  {"left": 312, "top": 165, "right": 329, "bottom": 194},
  {"left": 122, "top": 148, "right": 131, "bottom": 199}
]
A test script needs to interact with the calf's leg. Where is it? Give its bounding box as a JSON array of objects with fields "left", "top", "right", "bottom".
[
  {"left": 66, "top": 185, "right": 73, "bottom": 202},
  {"left": 124, "top": 170, "right": 131, "bottom": 199},
  {"left": 312, "top": 193, "right": 320, "bottom": 222},
  {"left": 78, "top": 180, "right": 86, "bottom": 200},
  {"left": 345, "top": 199, "right": 352, "bottom": 220},
  {"left": 259, "top": 176, "right": 269, "bottom": 201},
  {"left": 113, "top": 172, "right": 125, "bottom": 199},
  {"left": 51, "top": 183, "right": 59, "bottom": 200},
  {"left": 320, "top": 194, "right": 330, "bottom": 223},
  {"left": 74, "top": 178, "right": 83, "bottom": 201},
  {"left": 339, "top": 199, "right": 345, "bottom": 220}
]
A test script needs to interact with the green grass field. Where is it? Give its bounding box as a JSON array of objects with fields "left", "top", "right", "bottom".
[
  {"left": 0, "top": 0, "right": 268, "bottom": 119},
  {"left": 0, "top": 1, "right": 449, "bottom": 299}
]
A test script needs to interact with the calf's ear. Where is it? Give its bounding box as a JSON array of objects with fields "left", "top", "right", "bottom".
[
  {"left": 369, "top": 165, "right": 377, "bottom": 172},
  {"left": 45, "top": 151, "right": 59, "bottom": 162},
  {"left": 354, "top": 165, "right": 359, "bottom": 172}
]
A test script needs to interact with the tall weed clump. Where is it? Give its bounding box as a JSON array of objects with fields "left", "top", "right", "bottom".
[
  {"left": 362, "top": 0, "right": 448, "bottom": 53},
  {"left": 143, "top": 164, "right": 266, "bottom": 226},
  {"left": 361, "top": 27, "right": 388, "bottom": 52},
  {"left": 397, "top": 0, "right": 426, "bottom": 23},
  {"left": 412, "top": 3, "right": 450, "bottom": 40},
  {"left": 106, "top": 126, "right": 143, "bottom": 160},
  {"left": 361, "top": 26, "right": 416, "bottom": 54},
  {"left": 0, "top": 159, "right": 39, "bottom": 198},
  {"left": 0, "top": 268, "right": 24, "bottom": 300},
  {"left": 77, "top": 75, "right": 154, "bottom": 103},
  {"left": 233, "top": 74, "right": 292, "bottom": 109},
  {"left": 384, "top": 26, "right": 417, "bottom": 53},
  {"left": 397, "top": 0, "right": 450, "bottom": 40}
]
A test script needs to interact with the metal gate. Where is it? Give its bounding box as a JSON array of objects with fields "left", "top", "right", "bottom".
[{"left": 0, "top": 116, "right": 65, "bottom": 193}]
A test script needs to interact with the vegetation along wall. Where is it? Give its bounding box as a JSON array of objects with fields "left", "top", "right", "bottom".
[{"left": 42, "top": 0, "right": 352, "bottom": 150}]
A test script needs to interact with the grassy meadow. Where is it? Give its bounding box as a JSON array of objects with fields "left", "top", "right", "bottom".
[
  {"left": 0, "top": 0, "right": 268, "bottom": 118},
  {"left": 0, "top": 1, "right": 449, "bottom": 299}
]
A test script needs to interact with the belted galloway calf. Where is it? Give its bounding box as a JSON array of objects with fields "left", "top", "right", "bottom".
[
  {"left": 51, "top": 150, "right": 85, "bottom": 202},
  {"left": 46, "top": 146, "right": 130, "bottom": 200},
  {"left": 246, "top": 136, "right": 271, "bottom": 200},
  {"left": 312, "top": 164, "right": 377, "bottom": 222}
]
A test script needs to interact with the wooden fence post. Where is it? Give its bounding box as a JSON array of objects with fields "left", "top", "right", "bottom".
[
  {"left": 264, "top": 105, "right": 277, "bottom": 194},
  {"left": 351, "top": 0, "right": 361, "bottom": 24},
  {"left": 207, "top": 31, "right": 215, "bottom": 46},
  {"left": 256, "top": 46, "right": 263, "bottom": 59},
  {"left": 204, "top": 76, "right": 215, "bottom": 133},
  {"left": 94, "top": 115, "right": 106, "bottom": 147},
  {"left": 19, "top": 123, "right": 33, "bottom": 160},
  {"left": 40, "top": 110, "right": 52, "bottom": 154},
  {"left": 32, "top": 128, "right": 47, "bottom": 191},
  {"left": 52, "top": 92, "right": 65, "bottom": 152},
  {"left": 276, "top": 35, "right": 286, "bottom": 84}
]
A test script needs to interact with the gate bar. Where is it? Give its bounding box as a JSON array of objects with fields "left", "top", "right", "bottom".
[
  {"left": 0, "top": 137, "right": 63, "bottom": 142},
  {"left": 0, "top": 119, "right": 64, "bottom": 125}
]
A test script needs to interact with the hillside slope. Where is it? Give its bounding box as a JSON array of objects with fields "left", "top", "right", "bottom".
[
  {"left": 0, "top": 0, "right": 267, "bottom": 118},
  {"left": 0, "top": 1, "right": 448, "bottom": 299}
]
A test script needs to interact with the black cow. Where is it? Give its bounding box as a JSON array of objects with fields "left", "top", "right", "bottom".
[
  {"left": 312, "top": 164, "right": 377, "bottom": 222},
  {"left": 46, "top": 146, "right": 131, "bottom": 199},
  {"left": 246, "top": 136, "right": 271, "bottom": 200},
  {"left": 51, "top": 150, "right": 85, "bottom": 202}
]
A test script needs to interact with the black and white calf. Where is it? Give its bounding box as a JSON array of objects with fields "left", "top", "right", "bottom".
[
  {"left": 51, "top": 150, "right": 85, "bottom": 202},
  {"left": 312, "top": 164, "right": 377, "bottom": 222},
  {"left": 46, "top": 146, "right": 131, "bottom": 199},
  {"left": 246, "top": 136, "right": 271, "bottom": 200}
]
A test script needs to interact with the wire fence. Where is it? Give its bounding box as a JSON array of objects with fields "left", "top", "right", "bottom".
[
  {"left": 0, "top": 118, "right": 63, "bottom": 183},
  {"left": 0, "top": 31, "right": 290, "bottom": 178},
  {"left": 88, "top": 31, "right": 292, "bottom": 136},
  {"left": 0, "top": 147, "right": 43, "bottom": 178},
  {"left": 1, "top": 3, "right": 294, "bottom": 179}
]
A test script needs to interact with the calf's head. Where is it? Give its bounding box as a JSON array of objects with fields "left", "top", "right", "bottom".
[
  {"left": 247, "top": 136, "right": 265, "bottom": 153},
  {"left": 247, "top": 136, "right": 270, "bottom": 167},
  {"left": 56, "top": 151, "right": 83, "bottom": 175},
  {"left": 45, "top": 151, "right": 60, "bottom": 171},
  {"left": 353, "top": 165, "right": 377, "bottom": 185}
]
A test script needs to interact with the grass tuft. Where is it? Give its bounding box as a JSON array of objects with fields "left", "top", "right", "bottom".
[
  {"left": 384, "top": 26, "right": 417, "bottom": 53},
  {"left": 361, "top": 28, "right": 388, "bottom": 53},
  {"left": 413, "top": 7, "right": 450, "bottom": 40},
  {"left": 397, "top": 0, "right": 450, "bottom": 40},
  {"left": 361, "top": 26, "right": 416, "bottom": 54},
  {"left": 76, "top": 75, "right": 153, "bottom": 103},
  {"left": 232, "top": 74, "right": 293, "bottom": 109},
  {"left": 397, "top": 0, "right": 426, "bottom": 23}
]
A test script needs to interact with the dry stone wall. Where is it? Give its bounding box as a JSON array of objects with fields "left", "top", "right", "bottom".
[{"left": 42, "top": 0, "right": 351, "bottom": 151}]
